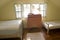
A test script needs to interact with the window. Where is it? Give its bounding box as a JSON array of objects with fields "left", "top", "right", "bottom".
[
  {"left": 23, "top": 4, "right": 30, "bottom": 17},
  {"left": 40, "top": 4, "right": 47, "bottom": 17},
  {"left": 15, "top": 4, "right": 47, "bottom": 18},
  {"left": 31, "top": 4, "right": 40, "bottom": 14},
  {"left": 15, "top": 4, "right": 21, "bottom": 18}
]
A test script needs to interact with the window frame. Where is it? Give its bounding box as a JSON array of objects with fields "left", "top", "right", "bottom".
[{"left": 14, "top": 3, "right": 47, "bottom": 18}]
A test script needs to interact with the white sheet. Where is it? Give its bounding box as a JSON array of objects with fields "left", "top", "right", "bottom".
[
  {"left": 44, "top": 22, "right": 60, "bottom": 29},
  {"left": 0, "top": 20, "right": 22, "bottom": 38}
]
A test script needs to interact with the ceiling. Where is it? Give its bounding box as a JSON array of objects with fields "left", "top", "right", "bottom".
[{"left": 0, "top": 0, "right": 60, "bottom": 8}]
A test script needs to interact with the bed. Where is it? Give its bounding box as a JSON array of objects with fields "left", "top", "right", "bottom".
[
  {"left": 0, "top": 20, "right": 22, "bottom": 39},
  {"left": 44, "top": 22, "right": 60, "bottom": 33}
]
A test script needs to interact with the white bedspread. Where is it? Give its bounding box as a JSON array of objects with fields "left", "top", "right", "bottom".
[
  {"left": 44, "top": 22, "right": 60, "bottom": 29},
  {"left": 0, "top": 20, "right": 22, "bottom": 38}
]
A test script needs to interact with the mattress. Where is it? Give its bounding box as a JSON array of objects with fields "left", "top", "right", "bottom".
[
  {"left": 0, "top": 20, "right": 22, "bottom": 38},
  {"left": 44, "top": 22, "right": 60, "bottom": 29}
]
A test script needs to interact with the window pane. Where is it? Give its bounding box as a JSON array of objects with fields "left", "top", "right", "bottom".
[
  {"left": 40, "top": 10, "right": 46, "bottom": 17},
  {"left": 31, "top": 4, "right": 40, "bottom": 14},
  {"left": 43, "top": 11, "right": 46, "bottom": 17},
  {"left": 40, "top": 4, "right": 44, "bottom": 10},
  {"left": 32, "top": 4, "right": 39, "bottom": 9},
  {"left": 16, "top": 11, "right": 21, "bottom": 18},
  {"left": 23, "top": 4, "right": 30, "bottom": 17},
  {"left": 15, "top": 4, "right": 21, "bottom": 11},
  {"left": 40, "top": 11, "right": 44, "bottom": 16},
  {"left": 44, "top": 4, "right": 47, "bottom": 10},
  {"left": 40, "top": 4, "right": 46, "bottom": 10}
]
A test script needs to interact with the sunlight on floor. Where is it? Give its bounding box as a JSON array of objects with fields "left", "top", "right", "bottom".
[
  {"left": 26, "top": 32, "right": 45, "bottom": 40},
  {"left": 27, "top": 37, "right": 31, "bottom": 40}
]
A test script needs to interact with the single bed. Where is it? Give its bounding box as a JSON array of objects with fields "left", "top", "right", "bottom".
[
  {"left": 0, "top": 20, "right": 22, "bottom": 39},
  {"left": 44, "top": 22, "right": 60, "bottom": 33}
]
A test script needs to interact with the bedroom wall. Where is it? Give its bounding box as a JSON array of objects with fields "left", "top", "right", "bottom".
[
  {"left": 0, "top": 0, "right": 60, "bottom": 21},
  {"left": 0, "top": 1, "right": 16, "bottom": 21},
  {"left": 44, "top": 1, "right": 60, "bottom": 22},
  {"left": 0, "top": 0, "right": 44, "bottom": 21}
]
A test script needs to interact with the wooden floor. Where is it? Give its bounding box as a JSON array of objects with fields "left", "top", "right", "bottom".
[
  {"left": 0, "top": 37, "right": 21, "bottom": 40},
  {"left": 23, "top": 28, "right": 60, "bottom": 40},
  {"left": 0, "top": 28, "right": 60, "bottom": 40},
  {"left": 48, "top": 29, "right": 60, "bottom": 40}
]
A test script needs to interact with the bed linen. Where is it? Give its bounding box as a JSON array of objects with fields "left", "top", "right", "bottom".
[
  {"left": 44, "top": 22, "right": 60, "bottom": 29},
  {"left": 0, "top": 20, "right": 22, "bottom": 38}
]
